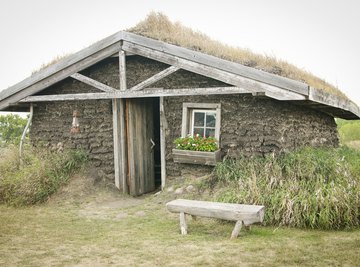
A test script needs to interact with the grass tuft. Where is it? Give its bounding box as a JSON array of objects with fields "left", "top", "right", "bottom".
[
  {"left": 128, "top": 12, "right": 348, "bottom": 100},
  {"left": 210, "top": 146, "right": 360, "bottom": 230},
  {"left": 0, "top": 146, "right": 87, "bottom": 206}
]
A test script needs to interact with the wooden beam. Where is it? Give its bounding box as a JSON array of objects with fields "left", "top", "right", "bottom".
[
  {"left": 1, "top": 42, "right": 121, "bottom": 110},
  {"left": 121, "top": 31, "right": 309, "bottom": 95},
  {"left": 122, "top": 41, "right": 306, "bottom": 101},
  {"left": 70, "top": 73, "right": 117, "bottom": 92},
  {"left": 20, "top": 86, "right": 257, "bottom": 102},
  {"left": 119, "top": 50, "right": 127, "bottom": 91},
  {"left": 113, "top": 49, "right": 128, "bottom": 193},
  {"left": 112, "top": 99, "right": 121, "bottom": 189},
  {"left": 308, "top": 87, "right": 360, "bottom": 118},
  {"left": 159, "top": 97, "right": 167, "bottom": 190},
  {"left": 130, "top": 66, "right": 179, "bottom": 91}
]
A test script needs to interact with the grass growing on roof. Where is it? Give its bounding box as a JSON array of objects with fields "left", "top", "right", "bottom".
[{"left": 129, "top": 12, "right": 348, "bottom": 100}]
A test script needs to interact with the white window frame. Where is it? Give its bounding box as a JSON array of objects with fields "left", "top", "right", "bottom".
[
  {"left": 181, "top": 103, "right": 221, "bottom": 141},
  {"left": 191, "top": 109, "right": 217, "bottom": 138}
]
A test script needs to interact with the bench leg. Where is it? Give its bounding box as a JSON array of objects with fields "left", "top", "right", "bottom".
[
  {"left": 180, "top": 212, "right": 187, "bottom": 235},
  {"left": 231, "top": 220, "right": 243, "bottom": 239}
]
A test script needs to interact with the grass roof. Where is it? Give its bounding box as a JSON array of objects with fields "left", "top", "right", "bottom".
[{"left": 128, "top": 12, "right": 348, "bottom": 100}]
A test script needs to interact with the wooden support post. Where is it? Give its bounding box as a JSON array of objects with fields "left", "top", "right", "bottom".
[
  {"left": 159, "top": 97, "right": 167, "bottom": 190},
  {"left": 180, "top": 212, "right": 188, "bottom": 235},
  {"left": 231, "top": 220, "right": 243, "bottom": 239},
  {"left": 113, "top": 48, "right": 128, "bottom": 193}
]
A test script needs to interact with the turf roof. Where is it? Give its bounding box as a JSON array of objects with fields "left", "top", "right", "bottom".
[{"left": 128, "top": 12, "right": 348, "bottom": 100}]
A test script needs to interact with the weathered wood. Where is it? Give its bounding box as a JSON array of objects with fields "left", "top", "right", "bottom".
[
  {"left": 122, "top": 41, "right": 307, "bottom": 101},
  {"left": 20, "top": 86, "right": 254, "bottom": 102},
  {"left": 172, "top": 149, "right": 221, "bottom": 166},
  {"left": 167, "top": 199, "right": 265, "bottom": 238},
  {"left": 19, "top": 104, "right": 33, "bottom": 166},
  {"left": 119, "top": 50, "right": 127, "bottom": 91},
  {"left": 180, "top": 212, "right": 188, "bottom": 235},
  {"left": 308, "top": 87, "right": 360, "bottom": 118},
  {"left": 118, "top": 49, "right": 128, "bottom": 193},
  {"left": 130, "top": 66, "right": 179, "bottom": 91},
  {"left": 1, "top": 42, "right": 121, "bottom": 110},
  {"left": 0, "top": 32, "right": 122, "bottom": 101},
  {"left": 112, "top": 99, "right": 121, "bottom": 189},
  {"left": 127, "top": 99, "right": 155, "bottom": 196},
  {"left": 70, "top": 73, "right": 117, "bottom": 92},
  {"left": 181, "top": 103, "right": 221, "bottom": 140},
  {"left": 166, "top": 199, "right": 265, "bottom": 224},
  {"left": 159, "top": 97, "right": 167, "bottom": 190},
  {"left": 121, "top": 31, "right": 309, "bottom": 95},
  {"left": 231, "top": 220, "right": 243, "bottom": 239}
]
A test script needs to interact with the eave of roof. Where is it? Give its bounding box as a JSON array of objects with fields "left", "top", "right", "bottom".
[{"left": 0, "top": 31, "right": 359, "bottom": 119}]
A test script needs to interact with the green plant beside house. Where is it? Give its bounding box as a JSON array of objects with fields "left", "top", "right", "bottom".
[{"left": 174, "top": 135, "right": 218, "bottom": 152}]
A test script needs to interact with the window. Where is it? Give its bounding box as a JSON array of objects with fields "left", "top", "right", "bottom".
[
  {"left": 192, "top": 110, "right": 216, "bottom": 138},
  {"left": 181, "top": 103, "right": 221, "bottom": 141}
]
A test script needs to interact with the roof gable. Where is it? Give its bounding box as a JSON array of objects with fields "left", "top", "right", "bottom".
[{"left": 0, "top": 31, "right": 359, "bottom": 119}]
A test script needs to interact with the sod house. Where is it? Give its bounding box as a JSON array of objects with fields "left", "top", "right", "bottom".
[{"left": 1, "top": 16, "right": 359, "bottom": 196}]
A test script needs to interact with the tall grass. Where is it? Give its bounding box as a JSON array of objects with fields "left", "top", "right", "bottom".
[
  {"left": 0, "top": 146, "right": 87, "bottom": 206},
  {"left": 129, "top": 12, "right": 348, "bottom": 100},
  {"left": 212, "top": 147, "right": 360, "bottom": 229}
]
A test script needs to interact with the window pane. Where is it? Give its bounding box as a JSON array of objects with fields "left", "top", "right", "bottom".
[
  {"left": 205, "top": 128, "right": 215, "bottom": 138},
  {"left": 206, "top": 112, "right": 216, "bottom": 127},
  {"left": 193, "top": 127, "right": 205, "bottom": 137},
  {"left": 194, "top": 112, "right": 205, "bottom": 127}
]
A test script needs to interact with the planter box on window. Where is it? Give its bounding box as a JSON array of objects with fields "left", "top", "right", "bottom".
[{"left": 172, "top": 149, "right": 221, "bottom": 166}]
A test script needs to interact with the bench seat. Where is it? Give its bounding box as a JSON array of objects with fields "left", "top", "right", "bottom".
[{"left": 166, "top": 199, "right": 265, "bottom": 238}]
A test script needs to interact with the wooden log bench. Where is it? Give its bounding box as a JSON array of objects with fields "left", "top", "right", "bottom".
[{"left": 166, "top": 199, "right": 265, "bottom": 239}]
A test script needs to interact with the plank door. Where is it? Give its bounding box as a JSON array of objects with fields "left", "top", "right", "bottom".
[{"left": 127, "top": 98, "right": 155, "bottom": 196}]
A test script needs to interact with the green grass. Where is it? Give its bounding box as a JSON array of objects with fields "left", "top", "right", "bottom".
[
  {"left": 0, "top": 146, "right": 87, "bottom": 206},
  {"left": 337, "top": 118, "right": 360, "bottom": 149},
  {"left": 0, "top": 193, "right": 359, "bottom": 266},
  {"left": 211, "top": 147, "right": 360, "bottom": 230}
]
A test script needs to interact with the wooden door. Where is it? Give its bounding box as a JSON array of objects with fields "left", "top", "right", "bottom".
[{"left": 127, "top": 98, "right": 155, "bottom": 196}]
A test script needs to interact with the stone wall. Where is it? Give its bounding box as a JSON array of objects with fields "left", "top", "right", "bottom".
[
  {"left": 163, "top": 95, "right": 339, "bottom": 176},
  {"left": 30, "top": 56, "right": 339, "bottom": 182}
]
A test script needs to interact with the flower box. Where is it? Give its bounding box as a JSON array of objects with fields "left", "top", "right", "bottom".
[{"left": 172, "top": 149, "right": 221, "bottom": 166}]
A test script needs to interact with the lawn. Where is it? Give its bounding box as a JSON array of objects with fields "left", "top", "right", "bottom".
[{"left": 1, "top": 189, "right": 359, "bottom": 267}]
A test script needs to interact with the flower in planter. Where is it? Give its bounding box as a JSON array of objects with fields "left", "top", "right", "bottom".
[{"left": 174, "top": 134, "right": 218, "bottom": 152}]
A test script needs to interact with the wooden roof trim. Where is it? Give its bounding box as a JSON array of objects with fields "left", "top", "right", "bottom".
[
  {"left": 308, "top": 87, "right": 360, "bottom": 118},
  {"left": 121, "top": 31, "right": 309, "bottom": 95},
  {"left": 20, "top": 86, "right": 256, "bottom": 101},
  {"left": 0, "top": 31, "right": 123, "bottom": 101}
]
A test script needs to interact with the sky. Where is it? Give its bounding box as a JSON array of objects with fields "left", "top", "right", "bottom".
[{"left": 0, "top": 0, "right": 360, "bottom": 110}]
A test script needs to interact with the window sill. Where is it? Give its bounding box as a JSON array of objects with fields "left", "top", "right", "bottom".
[{"left": 172, "top": 149, "right": 221, "bottom": 166}]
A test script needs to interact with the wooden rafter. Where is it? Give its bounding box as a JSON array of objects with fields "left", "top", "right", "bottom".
[
  {"left": 70, "top": 73, "right": 117, "bottom": 92},
  {"left": 122, "top": 41, "right": 306, "bottom": 101},
  {"left": 20, "top": 86, "right": 256, "bottom": 102},
  {"left": 130, "top": 66, "right": 180, "bottom": 91}
]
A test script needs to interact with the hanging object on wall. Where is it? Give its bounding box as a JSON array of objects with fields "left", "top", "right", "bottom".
[{"left": 70, "top": 110, "right": 80, "bottom": 134}]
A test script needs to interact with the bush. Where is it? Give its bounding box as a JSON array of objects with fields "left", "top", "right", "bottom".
[
  {"left": 211, "top": 147, "right": 360, "bottom": 230},
  {"left": 0, "top": 114, "right": 28, "bottom": 146},
  {"left": 174, "top": 135, "right": 218, "bottom": 152},
  {"left": 337, "top": 119, "right": 360, "bottom": 148},
  {"left": 0, "top": 146, "right": 87, "bottom": 206}
]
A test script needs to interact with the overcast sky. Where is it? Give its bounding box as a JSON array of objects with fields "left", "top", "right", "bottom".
[{"left": 1, "top": 0, "right": 359, "bottom": 107}]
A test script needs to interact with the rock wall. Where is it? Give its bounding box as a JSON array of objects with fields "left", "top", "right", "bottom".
[
  {"left": 163, "top": 95, "right": 339, "bottom": 176},
  {"left": 30, "top": 56, "right": 339, "bottom": 182}
]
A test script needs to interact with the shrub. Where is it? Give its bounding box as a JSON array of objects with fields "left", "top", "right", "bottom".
[
  {"left": 0, "top": 146, "right": 87, "bottom": 206},
  {"left": 0, "top": 114, "right": 28, "bottom": 146},
  {"left": 211, "top": 147, "right": 360, "bottom": 230},
  {"left": 174, "top": 135, "right": 218, "bottom": 152}
]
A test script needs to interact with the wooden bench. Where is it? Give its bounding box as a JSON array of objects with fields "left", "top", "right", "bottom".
[{"left": 166, "top": 199, "right": 265, "bottom": 238}]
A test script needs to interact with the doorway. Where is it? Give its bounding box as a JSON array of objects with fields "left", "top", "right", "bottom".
[{"left": 125, "top": 97, "right": 161, "bottom": 196}]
